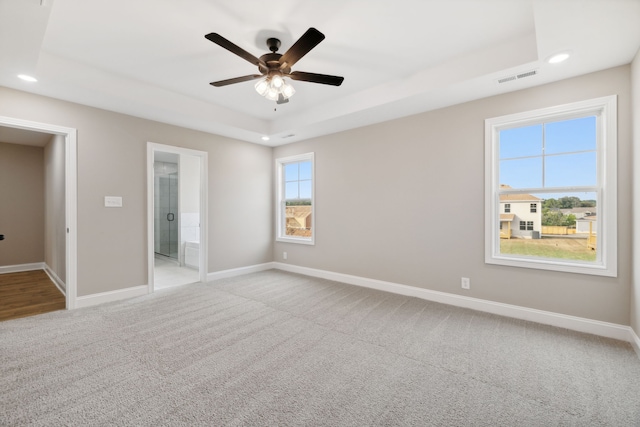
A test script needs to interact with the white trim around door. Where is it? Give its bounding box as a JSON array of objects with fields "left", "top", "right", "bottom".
[
  {"left": 0, "top": 115, "right": 78, "bottom": 309},
  {"left": 147, "top": 142, "right": 208, "bottom": 292}
]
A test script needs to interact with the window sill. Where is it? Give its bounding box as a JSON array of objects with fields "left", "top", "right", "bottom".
[
  {"left": 486, "top": 254, "right": 616, "bottom": 277},
  {"left": 276, "top": 236, "right": 315, "bottom": 245}
]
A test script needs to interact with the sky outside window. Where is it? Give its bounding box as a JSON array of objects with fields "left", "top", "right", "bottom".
[
  {"left": 285, "top": 161, "right": 312, "bottom": 200},
  {"left": 499, "top": 116, "right": 596, "bottom": 191}
]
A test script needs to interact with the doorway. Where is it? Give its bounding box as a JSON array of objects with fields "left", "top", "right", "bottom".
[
  {"left": 0, "top": 115, "right": 78, "bottom": 309},
  {"left": 147, "top": 143, "right": 207, "bottom": 291}
]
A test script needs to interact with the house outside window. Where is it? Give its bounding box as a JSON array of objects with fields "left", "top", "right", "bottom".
[
  {"left": 276, "top": 153, "right": 315, "bottom": 245},
  {"left": 485, "top": 96, "right": 617, "bottom": 277},
  {"left": 501, "top": 188, "right": 541, "bottom": 238}
]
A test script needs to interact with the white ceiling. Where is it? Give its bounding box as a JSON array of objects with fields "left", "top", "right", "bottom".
[{"left": 1, "top": 0, "right": 639, "bottom": 147}]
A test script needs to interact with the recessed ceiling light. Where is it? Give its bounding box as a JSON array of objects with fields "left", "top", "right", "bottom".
[
  {"left": 261, "top": 136, "right": 270, "bottom": 141},
  {"left": 547, "top": 52, "right": 571, "bottom": 64},
  {"left": 17, "top": 74, "right": 38, "bottom": 82}
]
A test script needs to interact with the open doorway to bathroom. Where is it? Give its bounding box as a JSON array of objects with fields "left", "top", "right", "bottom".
[{"left": 147, "top": 143, "right": 207, "bottom": 291}]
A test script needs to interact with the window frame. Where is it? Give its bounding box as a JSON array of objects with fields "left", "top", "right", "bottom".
[
  {"left": 484, "top": 96, "right": 617, "bottom": 277},
  {"left": 275, "top": 152, "right": 315, "bottom": 245}
]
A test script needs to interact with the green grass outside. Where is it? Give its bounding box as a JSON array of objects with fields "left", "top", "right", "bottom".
[{"left": 500, "top": 237, "right": 597, "bottom": 262}]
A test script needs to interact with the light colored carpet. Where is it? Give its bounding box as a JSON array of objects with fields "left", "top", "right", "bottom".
[{"left": 2, "top": 270, "right": 639, "bottom": 426}]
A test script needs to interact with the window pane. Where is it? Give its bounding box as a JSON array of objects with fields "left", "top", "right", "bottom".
[
  {"left": 285, "top": 204, "right": 312, "bottom": 238},
  {"left": 284, "top": 163, "right": 298, "bottom": 181},
  {"left": 545, "top": 152, "right": 596, "bottom": 187},
  {"left": 500, "top": 157, "right": 542, "bottom": 189},
  {"left": 545, "top": 116, "right": 596, "bottom": 155},
  {"left": 285, "top": 182, "right": 298, "bottom": 199},
  {"left": 299, "top": 180, "right": 312, "bottom": 199},
  {"left": 499, "top": 125, "right": 542, "bottom": 159},
  {"left": 298, "top": 161, "right": 312, "bottom": 180},
  {"left": 499, "top": 192, "right": 597, "bottom": 262}
]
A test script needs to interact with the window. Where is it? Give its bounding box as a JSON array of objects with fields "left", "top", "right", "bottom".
[
  {"left": 276, "top": 153, "right": 314, "bottom": 244},
  {"left": 519, "top": 221, "right": 533, "bottom": 231},
  {"left": 485, "top": 96, "right": 617, "bottom": 276}
]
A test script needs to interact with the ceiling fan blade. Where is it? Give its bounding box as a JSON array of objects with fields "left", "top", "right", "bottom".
[
  {"left": 205, "top": 33, "right": 265, "bottom": 67},
  {"left": 280, "top": 28, "right": 325, "bottom": 68},
  {"left": 288, "top": 71, "right": 344, "bottom": 86},
  {"left": 210, "top": 74, "right": 263, "bottom": 87}
]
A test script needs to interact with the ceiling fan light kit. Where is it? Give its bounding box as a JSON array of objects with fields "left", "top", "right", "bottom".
[
  {"left": 205, "top": 28, "right": 343, "bottom": 104},
  {"left": 254, "top": 72, "right": 296, "bottom": 103}
]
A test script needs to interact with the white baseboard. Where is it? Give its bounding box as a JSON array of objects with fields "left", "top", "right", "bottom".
[
  {"left": 0, "top": 262, "right": 45, "bottom": 274},
  {"left": 273, "top": 262, "right": 635, "bottom": 344},
  {"left": 207, "top": 262, "right": 275, "bottom": 282},
  {"left": 73, "top": 263, "right": 274, "bottom": 310},
  {"left": 75, "top": 285, "right": 148, "bottom": 309},
  {"left": 43, "top": 264, "right": 66, "bottom": 295}
]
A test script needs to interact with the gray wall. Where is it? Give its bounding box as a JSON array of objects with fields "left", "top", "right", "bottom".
[
  {"left": 632, "top": 49, "right": 640, "bottom": 336},
  {"left": 0, "top": 86, "right": 273, "bottom": 297},
  {"left": 0, "top": 63, "right": 635, "bottom": 330},
  {"left": 274, "top": 66, "right": 633, "bottom": 326},
  {"left": 0, "top": 141, "right": 45, "bottom": 265},
  {"left": 44, "top": 134, "right": 66, "bottom": 283}
]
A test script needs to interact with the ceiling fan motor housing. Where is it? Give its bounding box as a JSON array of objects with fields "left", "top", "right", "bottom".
[
  {"left": 259, "top": 39, "right": 291, "bottom": 76},
  {"left": 266, "top": 37, "right": 281, "bottom": 52}
]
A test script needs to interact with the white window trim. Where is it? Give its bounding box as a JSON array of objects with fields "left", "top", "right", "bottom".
[
  {"left": 485, "top": 95, "right": 617, "bottom": 277},
  {"left": 276, "top": 152, "right": 315, "bottom": 245}
]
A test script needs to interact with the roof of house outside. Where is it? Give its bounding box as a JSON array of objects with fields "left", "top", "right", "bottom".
[
  {"left": 560, "top": 207, "right": 597, "bottom": 215},
  {"left": 500, "top": 194, "right": 541, "bottom": 202},
  {"left": 499, "top": 184, "right": 540, "bottom": 202},
  {"left": 285, "top": 205, "right": 312, "bottom": 219},
  {"left": 500, "top": 214, "right": 515, "bottom": 221}
]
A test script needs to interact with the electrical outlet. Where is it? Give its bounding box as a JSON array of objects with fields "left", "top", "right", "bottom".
[
  {"left": 461, "top": 277, "right": 470, "bottom": 290},
  {"left": 283, "top": 251, "right": 287, "bottom": 260}
]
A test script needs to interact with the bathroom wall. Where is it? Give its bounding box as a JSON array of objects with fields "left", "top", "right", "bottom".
[{"left": 179, "top": 154, "right": 200, "bottom": 246}]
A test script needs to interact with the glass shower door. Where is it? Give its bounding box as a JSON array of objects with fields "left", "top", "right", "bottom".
[{"left": 155, "top": 173, "right": 179, "bottom": 259}]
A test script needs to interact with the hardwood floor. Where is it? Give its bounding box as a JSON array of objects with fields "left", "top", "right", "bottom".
[{"left": 0, "top": 270, "right": 65, "bottom": 321}]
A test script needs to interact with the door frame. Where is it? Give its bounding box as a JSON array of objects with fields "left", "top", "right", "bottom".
[
  {"left": 0, "top": 115, "right": 78, "bottom": 309},
  {"left": 147, "top": 142, "right": 208, "bottom": 291}
]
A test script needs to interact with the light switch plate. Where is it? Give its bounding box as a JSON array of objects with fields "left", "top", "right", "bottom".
[{"left": 104, "top": 196, "right": 123, "bottom": 207}]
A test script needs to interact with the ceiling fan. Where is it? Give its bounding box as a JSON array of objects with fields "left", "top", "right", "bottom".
[{"left": 205, "top": 28, "right": 344, "bottom": 104}]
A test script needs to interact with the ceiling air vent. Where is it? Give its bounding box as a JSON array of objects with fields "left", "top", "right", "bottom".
[
  {"left": 497, "top": 69, "right": 538, "bottom": 84},
  {"left": 281, "top": 134, "right": 296, "bottom": 139}
]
